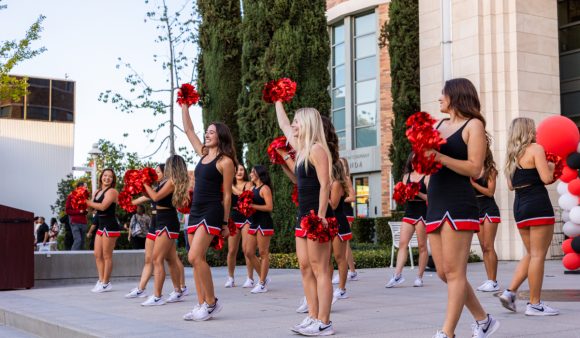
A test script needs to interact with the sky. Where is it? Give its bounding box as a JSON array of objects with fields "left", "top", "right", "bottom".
[{"left": 1, "top": 0, "right": 204, "bottom": 169}]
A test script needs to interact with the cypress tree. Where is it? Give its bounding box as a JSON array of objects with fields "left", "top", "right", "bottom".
[
  {"left": 238, "top": 0, "right": 331, "bottom": 252},
  {"left": 379, "top": 0, "right": 420, "bottom": 182},
  {"left": 197, "top": 0, "right": 243, "bottom": 159}
]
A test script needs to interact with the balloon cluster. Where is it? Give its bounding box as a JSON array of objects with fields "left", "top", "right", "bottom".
[
  {"left": 299, "top": 210, "right": 338, "bottom": 243},
  {"left": 405, "top": 112, "right": 446, "bottom": 175},
  {"left": 537, "top": 116, "right": 580, "bottom": 270},
  {"left": 262, "top": 78, "right": 297, "bottom": 103}
]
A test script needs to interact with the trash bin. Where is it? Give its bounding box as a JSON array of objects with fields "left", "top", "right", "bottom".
[{"left": 0, "top": 204, "right": 34, "bottom": 290}]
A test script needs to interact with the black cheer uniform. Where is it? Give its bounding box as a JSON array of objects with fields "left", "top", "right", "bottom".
[
  {"left": 154, "top": 180, "right": 180, "bottom": 239},
  {"left": 333, "top": 195, "right": 352, "bottom": 241},
  {"left": 248, "top": 185, "right": 274, "bottom": 236},
  {"left": 187, "top": 155, "right": 224, "bottom": 236},
  {"left": 343, "top": 199, "right": 355, "bottom": 224},
  {"left": 473, "top": 176, "right": 501, "bottom": 224},
  {"left": 425, "top": 119, "right": 480, "bottom": 233},
  {"left": 95, "top": 187, "right": 121, "bottom": 237},
  {"left": 512, "top": 167, "right": 554, "bottom": 228},
  {"left": 147, "top": 200, "right": 158, "bottom": 240},
  {"left": 295, "top": 161, "right": 334, "bottom": 237},
  {"left": 402, "top": 175, "right": 427, "bottom": 225}
]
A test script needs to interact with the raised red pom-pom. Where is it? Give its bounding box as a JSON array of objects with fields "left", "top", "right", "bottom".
[
  {"left": 123, "top": 169, "right": 143, "bottom": 195},
  {"left": 177, "top": 83, "right": 200, "bottom": 107},
  {"left": 70, "top": 186, "right": 90, "bottom": 211},
  {"left": 237, "top": 190, "right": 256, "bottom": 217},
  {"left": 118, "top": 190, "right": 137, "bottom": 213},
  {"left": 140, "top": 167, "right": 158, "bottom": 187},
  {"left": 262, "top": 78, "right": 297, "bottom": 103}
]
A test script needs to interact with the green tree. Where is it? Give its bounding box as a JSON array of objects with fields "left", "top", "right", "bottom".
[
  {"left": 99, "top": 0, "right": 197, "bottom": 159},
  {"left": 237, "top": 0, "right": 331, "bottom": 252},
  {"left": 379, "top": 0, "right": 420, "bottom": 183},
  {"left": 0, "top": 1, "right": 46, "bottom": 101},
  {"left": 196, "top": 0, "right": 242, "bottom": 159}
]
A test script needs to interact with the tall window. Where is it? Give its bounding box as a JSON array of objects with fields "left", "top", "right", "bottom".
[
  {"left": 331, "top": 23, "right": 346, "bottom": 150},
  {"left": 354, "top": 12, "right": 377, "bottom": 148},
  {"left": 559, "top": 0, "right": 580, "bottom": 121},
  {"left": 354, "top": 176, "right": 370, "bottom": 217}
]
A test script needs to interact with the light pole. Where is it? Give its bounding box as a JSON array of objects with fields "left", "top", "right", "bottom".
[{"left": 72, "top": 143, "right": 102, "bottom": 195}]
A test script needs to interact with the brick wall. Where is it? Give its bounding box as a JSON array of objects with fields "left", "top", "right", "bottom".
[{"left": 326, "top": 0, "right": 348, "bottom": 10}]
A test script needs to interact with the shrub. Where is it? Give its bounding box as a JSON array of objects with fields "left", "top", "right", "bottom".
[{"left": 351, "top": 218, "right": 375, "bottom": 243}]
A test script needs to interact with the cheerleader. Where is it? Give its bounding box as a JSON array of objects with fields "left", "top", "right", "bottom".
[
  {"left": 245, "top": 165, "right": 274, "bottom": 293},
  {"left": 181, "top": 103, "right": 235, "bottom": 321},
  {"left": 425, "top": 78, "right": 499, "bottom": 338},
  {"left": 225, "top": 164, "right": 257, "bottom": 288},
  {"left": 471, "top": 142, "right": 501, "bottom": 292},
  {"left": 86, "top": 169, "right": 119, "bottom": 293},
  {"left": 386, "top": 153, "right": 429, "bottom": 288},
  {"left": 275, "top": 101, "right": 335, "bottom": 336},
  {"left": 125, "top": 164, "right": 188, "bottom": 301},
  {"left": 499, "top": 118, "right": 558, "bottom": 316},
  {"left": 339, "top": 157, "right": 359, "bottom": 283}
]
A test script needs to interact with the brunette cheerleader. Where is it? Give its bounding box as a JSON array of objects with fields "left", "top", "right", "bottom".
[
  {"left": 225, "top": 164, "right": 257, "bottom": 288},
  {"left": 386, "top": 153, "right": 429, "bottom": 288},
  {"left": 338, "top": 157, "right": 359, "bottom": 283},
  {"left": 245, "top": 165, "right": 274, "bottom": 293},
  {"left": 499, "top": 118, "right": 558, "bottom": 316},
  {"left": 275, "top": 101, "right": 335, "bottom": 336},
  {"left": 425, "top": 78, "right": 499, "bottom": 338},
  {"left": 181, "top": 103, "right": 235, "bottom": 321},
  {"left": 471, "top": 141, "right": 501, "bottom": 292},
  {"left": 86, "top": 169, "right": 119, "bottom": 293}
]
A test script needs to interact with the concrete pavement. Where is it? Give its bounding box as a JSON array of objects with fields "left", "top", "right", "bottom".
[{"left": 0, "top": 261, "right": 579, "bottom": 337}]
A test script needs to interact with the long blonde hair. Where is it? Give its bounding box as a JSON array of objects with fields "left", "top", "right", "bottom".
[
  {"left": 164, "top": 155, "right": 190, "bottom": 209},
  {"left": 504, "top": 118, "right": 536, "bottom": 179},
  {"left": 294, "top": 108, "right": 334, "bottom": 182}
]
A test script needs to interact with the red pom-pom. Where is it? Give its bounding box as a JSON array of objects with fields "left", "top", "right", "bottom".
[
  {"left": 177, "top": 190, "right": 193, "bottom": 214},
  {"left": 300, "top": 210, "right": 336, "bottom": 243},
  {"left": 405, "top": 112, "right": 446, "bottom": 175},
  {"left": 393, "top": 182, "right": 407, "bottom": 205},
  {"left": 140, "top": 167, "right": 158, "bottom": 187},
  {"left": 118, "top": 190, "right": 137, "bottom": 213},
  {"left": 405, "top": 182, "right": 420, "bottom": 201},
  {"left": 176, "top": 83, "right": 200, "bottom": 107},
  {"left": 237, "top": 190, "right": 256, "bottom": 217},
  {"left": 545, "top": 151, "right": 563, "bottom": 184},
  {"left": 228, "top": 218, "right": 237, "bottom": 237},
  {"left": 210, "top": 235, "right": 225, "bottom": 250},
  {"left": 262, "top": 78, "right": 297, "bottom": 103},
  {"left": 291, "top": 184, "right": 299, "bottom": 206},
  {"left": 267, "top": 136, "right": 296, "bottom": 164},
  {"left": 123, "top": 169, "right": 143, "bottom": 195},
  {"left": 70, "top": 187, "right": 90, "bottom": 212}
]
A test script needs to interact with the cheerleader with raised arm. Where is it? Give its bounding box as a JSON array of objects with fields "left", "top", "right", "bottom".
[
  {"left": 224, "top": 164, "right": 257, "bottom": 288},
  {"left": 181, "top": 103, "right": 235, "bottom": 322},
  {"left": 86, "top": 169, "right": 119, "bottom": 293},
  {"left": 275, "top": 101, "right": 335, "bottom": 336},
  {"left": 499, "top": 118, "right": 558, "bottom": 316}
]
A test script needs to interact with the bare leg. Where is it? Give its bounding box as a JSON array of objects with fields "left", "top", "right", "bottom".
[
  {"left": 478, "top": 221, "right": 499, "bottom": 281},
  {"left": 331, "top": 237, "right": 348, "bottom": 290},
  {"left": 346, "top": 241, "right": 356, "bottom": 273},
  {"left": 152, "top": 235, "right": 173, "bottom": 297},
  {"left": 256, "top": 232, "right": 271, "bottom": 283},
  {"left": 227, "top": 228, "right": 242, "bottom": 278},
  {"left": 241, "top": 225, "right": 260, "bottom": 279},
  {"left": 296, "top": 237, "right": 318, "bottom": 318},
  {"left": 307, "top": 240, "right": 332, "bottom": 324},
  {"left": 102, "top": 236, "right": 117, "bottom": 283},
  {"left": 394, "top": 222, "right": 415, "bottom": 276},
  {"left": 415, "top": 222, "right": 428, "bottom": 278},
  {"left": 508, "top": 228, "right": 531, "bottom": 292},
  {"left": 94, "top": 235, "right": 104, "bottom": 282},
  {"left": 188, "top": 229, "right": 216, "bottom": 305},
  {"left": 138, "top": 238, "right": 155, "bottom": 290},
  {"left": 527, "top": 225, "right": 554, "bottom": 304}
]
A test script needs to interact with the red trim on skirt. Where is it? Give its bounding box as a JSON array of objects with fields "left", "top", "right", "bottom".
[
  {"left": 156, "top": 227, "right": 180, "bottom": 239},
  {"left": 402, "top": 217, "right": 426, "bottom": 225},
  {"left": 479, "top": 215, "right": 501, "bottom": 224},
  {"left": 248, "top": 227, "right": 274, "bottom": 236},
  {"left": 146, "top": 233, "right": 157, "bottom": 241},
  {"left": 426, "top": 214, "right": 480, "bottom": 234},
  {"left": 96, "top": 229, "right": 121, "bottom": 238},
  {"left": 516, "top": 216, "right": 555, "bottom": 229},
  {"left": 187, "top": 222, "right": 221, "bottom": 236}
]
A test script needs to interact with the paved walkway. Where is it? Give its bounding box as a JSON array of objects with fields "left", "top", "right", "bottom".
[{"left": 1, "top": 261, "right": 579, "bottom": 337}]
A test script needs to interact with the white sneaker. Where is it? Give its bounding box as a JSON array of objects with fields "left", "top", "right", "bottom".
[
  {"left": 471, "top": 314, "right": 500, "bottom": 337},
  {"left": 296, "top": 296, "right": 309, "bottom": 313},
  {"left": 190, "top": 300, "right": 222, "bottom": 321},
  {"left": 141, "top": 295, "right": 166, "bottom": 306},
  {"left": 433, "top": 330, "right": 451, "bottom": 338},
  {"left": 242, "top": 278, "right": 255, "bottom": 288},
  {"left": 182, "top": 303, "right": 202, "bottom": 321},
  {"left": 181, "top": 286, "right": 190, "bottom": 296},
  {"left": 385, "top": 274, "right": 405, "bottom": 288},
  {"left": 90, "top": 280, "right": 102, "bottom": 293},
  {"left": 94, "top": 282, "right": 113, "bottom": 293},
  {"left": 298, "top": 319, "right": 335, "bottom": 336},
  {"left": 331, "top": 273, "right": 339, "bottom": 285},
  {"left": 478, "top": 280, "right": 499, "bottom": 292},
  {"left": 499, "top": 289, "right": 517, "bottom": 312},
  {"left": 125, "top": 287, "right": 147, "bottom": 299},
  {"left": 291, "top": 316, "right": 315, "bottom": 333},
  {"left": 166, "top": 290, "right": 185, "bottom": 303},
  {"left": 224, "top": 276, "right": 235, "bottom": 288},
  {"left": 413, "top": 277, "right": 424, "bottom": 287},
  {"left": 525, "top": 302, "right": 559, "bottom": 316},
  {"left": 333, "top": 288, "right": 348, "bottom": 300},
  {"left": 347, "top": 271, "right": 359, "bottom": 281},
  {"left": 250, "top": 281, "right": 268, "bottom": 294}
]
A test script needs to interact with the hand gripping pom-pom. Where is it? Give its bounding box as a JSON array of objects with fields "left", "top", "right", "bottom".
[
  {"left": 393, "top": 182, "right": 408, "bottom": 205},
  {"left": 237, "top": 190, "right": 256, "bottom": 217},
  {"left": 267, "top": 136, "right": 296, "bottom": 164},
  {"left": 176, "top": 83, "right": 200, "bottom": 107},
  {"left": 123, "top": 169, "right": 143, "bottom": 196},
  {"left": 545, "top": 151, "right": 563, "bottom": 184},
  {"left": 140, "top": 168, "right": 158, "bottom": 187},
  {"left": 70, "top": 187, "right": 90, "bottom": 212},
  {"left": 300, "top": 210, "right": 337, "bottom": 243},
  {"left": 118, "top": 190, "right": 137, "bottom": 213},
  {"left": 405, "top": 112, "right": 446, "bottom": 175}
]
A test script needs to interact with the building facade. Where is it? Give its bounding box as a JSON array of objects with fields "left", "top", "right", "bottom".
[
  {"left": 0, "top": 76, "right": 75, "bottom": 220},
  {"left": 326, "top": 0, "right": 578, "bottom": 260}
]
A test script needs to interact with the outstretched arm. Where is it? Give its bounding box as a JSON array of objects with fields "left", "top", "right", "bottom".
[
  {"left": 275, "top": 101, "right": 297, "bottom": 149},
  {"left": 181, "top": 103, "right": 204, "bottom": 156}
]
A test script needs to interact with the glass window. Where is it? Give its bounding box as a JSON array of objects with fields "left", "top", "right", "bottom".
[
  {"left": 560, "top": 24, "right": 580, "bottom": 53},
  {"left": 51, "top": 108, "right": 74, "bottom": 122},
  {"left": 333, "top": 24, "right": 345, "bottom": 44},
  {"left": 355, "top": 102, "right": 376, "bottom": 127},
  {"left": 355, "top": 56, "right": 376, "bottom": 81},
  {"left": 51, "top": 81, "right": 75, "bottom": 112},
  {"left": 355, "top": 79, "right": 376, "bottom": 103},
  {"left": 562, "top": 91, "right": 580, "bottom": 117},
  {"left": 558, "top": 0, "right": 580, "bottom": 26},
  {"left": 337, "top": 130, "right": 346, "bottom": 150},
  {"left": 356, "top": 125, "right": 377, "bottom": 148},
  {"left": 332, "top": 108, "right": 346, "bottom": 130},
  {"left": 333, "top": 65, "right": 345, "bottom": 88},
  {"left": 355, "top": 13, "right": 375, "bottom": 36},
  {"left": 0, "top": 104, "right": 24, "bottom": 119},
  {"left": 355, "top": 34, "right": 376, "bottom": 59},
  {"left": 333, "top": 43, "right": 345, "bottom": 66},
  {"left": 332, "top": 86, "right": 346, "bottom": 109},
  {"left": 560, "top": 52, "right": 580, "bottom": 80},
  {"left": 26, "top": 78, "right": 50, "bottom": 121},
  {"left": 354, "top": 176, "right": 370, "bottom": 217}
]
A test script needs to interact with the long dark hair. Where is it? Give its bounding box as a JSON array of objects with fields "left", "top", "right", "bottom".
[
  {"left": 157, "top": 163, "right": 165, "bottom": 174},
  {"left": 481, "top": 136, "right": 497, "bottom": 181},
  {"left": 206, "top": 122, "right": 237, "bottom": 167},
  {"left": 443, "top": 78, "right": 486, "bottom": 127},
  {"left": 321, "top": 116, "right": 348, "bottom": 193},
  {"left": 253, "top": 165, "right": 273, "bottom": 193},
  {"left": 98, "top": 168, "right": 117, "bottom": 189},
  {"left": 403, "top": 152, "right": 414, "bottom": 176}
]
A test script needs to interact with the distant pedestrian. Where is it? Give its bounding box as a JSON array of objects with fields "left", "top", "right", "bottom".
[
  {"left": 128, "top": 205, "right": 150, "bottom": 250},
  {"left": 66, "top": 182, "right": 89, "bottom": 250},
  {"left": 35, "top": 217, "right": 49, "bottom": 249}
]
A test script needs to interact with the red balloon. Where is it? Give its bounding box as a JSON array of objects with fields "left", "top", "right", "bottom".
[
  {"left": 568, "top": 179, "right": 580, "bottom": 195},
  {"left": 562, "top": 238, "right": 573, "bottom": 254},
  {"left": 537, "top": 116, "right": 580, "bottom": 158},
  {"left": 562, "top": 253, "right": 580, "bottom": 270},
  {"left": 561, "top": 165, "right": 578, "bottom": 183}
]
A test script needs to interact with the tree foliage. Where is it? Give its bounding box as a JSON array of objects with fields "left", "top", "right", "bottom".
[
  {"left": 196, "top": 0, "right": 242, "bottom": 160},
  {"left": 0, "top": 1, "right": 46, "bottom": 101},
  {"left": 379, "top": 0, "right": 420, "bottom": 183},
  {"left": 237, "top": 0, "right": 331, "bottom": 252},
  {"left": 98, "top": 0, "right": 197, "bottom": 160}
]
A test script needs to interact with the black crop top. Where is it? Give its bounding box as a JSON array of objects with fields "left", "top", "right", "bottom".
[
  {"left": 512, "top": 167, "right": 544, "bottom": 188},
  {"left": 95, "top": 187, "right": 116, "bottom": 218},
  {"left": 296, "top": 161, "right": 321, "bottom": 216},
  {"left": 155, "top": 180, "right": 174, "bottom": 209},
  {"left": 193, "top": 155, "right": 223, "bottom": 204}
]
